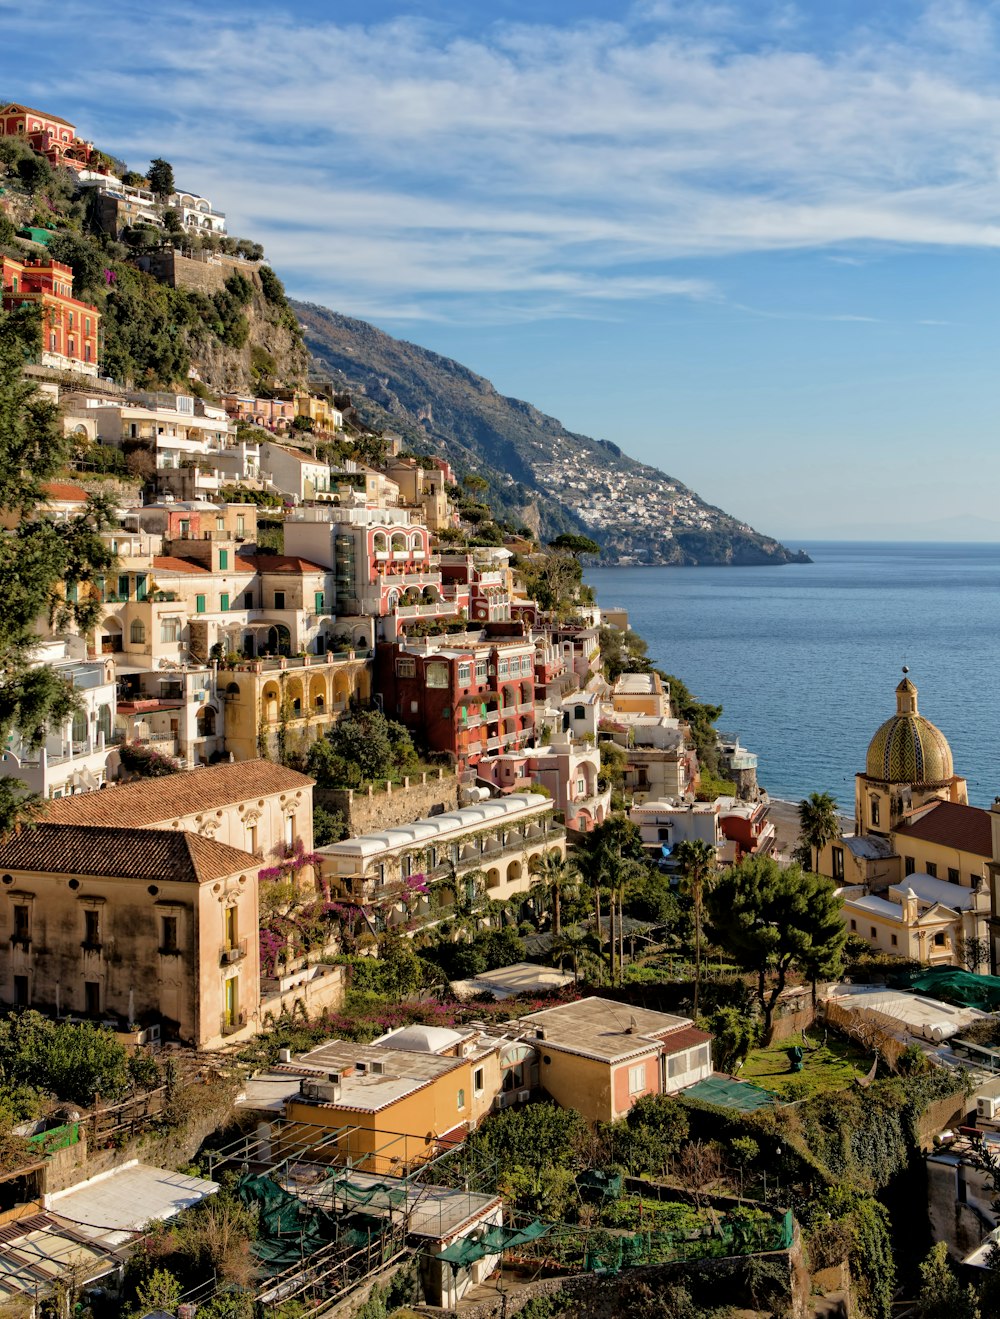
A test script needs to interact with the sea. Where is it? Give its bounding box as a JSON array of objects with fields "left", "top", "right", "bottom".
[{"left": 586, "top": 542, "right": 1000, "bottom": 810}]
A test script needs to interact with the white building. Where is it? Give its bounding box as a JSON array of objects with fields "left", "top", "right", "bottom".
[{"left": 260, "top": 443, "right": 332, "bottom": 502}]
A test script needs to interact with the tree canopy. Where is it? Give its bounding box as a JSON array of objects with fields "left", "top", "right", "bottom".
[
  {"left": 147, "top": 157, "right": 175, "bottom": 200},
  {"left": 705, "top": 856, "right": 846, "bottom": 1038},
  {"left": 0, "top": 308, "right": 117, "bottom": 833},
  {"left": 798, "top": 791, "right": 841, "bottom": 873},
  {"left": 549, "top": 533, "right": 600, "bottom": 556},
  {"left": 306, "top": 707, "right": 418, "bottom": 788}
]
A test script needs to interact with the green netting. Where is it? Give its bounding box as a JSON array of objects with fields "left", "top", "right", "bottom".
[
  {"left": 438, "top": 1220, "right": 550, "bottom": 1270},
  {"left": 438, "top": 1238, "right": 488, "bottom": 1267},
  {"left": 682, "top": 1076, "right": 776, "bottom": 1111},
  {"left": 891, "top": 966, "right": 1000, "bottom": 1010},
  {"left": 237, "top": 1173, "right": 341, "bottom": 1274},
  {"left": 327, "top": 1174, "right": 407, "bottom": 1208},
  {"left": 577, "top": 1170, "right": 624, "bottom": 1202}
]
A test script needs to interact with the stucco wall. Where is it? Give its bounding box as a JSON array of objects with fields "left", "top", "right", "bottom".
[{"left": 316, "top": 770, "right": 458, "bottom": 837}]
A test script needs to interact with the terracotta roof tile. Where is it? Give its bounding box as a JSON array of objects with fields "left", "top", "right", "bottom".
[
  {"left": 43, "top": 761, "right": 312, "bottom": 829},
  {"left": 659, "top": 1025, "right": 713, "bottom": 1053},
  {"left": 0, "top": 825, "right": 256, "bottom": 883},
  {"left": 249, "top": 555, "right": 329, "bottom": 574},
  {"left": 152, "top": 556, "right": 210, "bottom": 575},
  {"left": 894, "top": 801, "right": 993, "bottom": 858},
  {"left": 42, "top": 482, "right": 88, "bottom": 503},
  {"left": 2, "top": 104, "right": 76, "bottom": 128}
]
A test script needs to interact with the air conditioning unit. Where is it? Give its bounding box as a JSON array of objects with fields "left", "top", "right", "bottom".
[
  {"left": 517, "top": 1089, "right": 530, "bottom": 1105},
  {"left": 978, "top": 1095, "right": 999, "bottom": 1120},
  {"left": 495, "top": 1092, "right": 512, "bottom": 1110},
  {"left": 142, "top": 1024, "right": 161, "bottom": 1045},
  {"left": 301, "top": 1079, "right": 342, "bottom": 1103}
]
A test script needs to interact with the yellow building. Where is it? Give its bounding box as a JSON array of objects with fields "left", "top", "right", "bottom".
[
  {"left": 0, "top": 823, "right": 260, "bottom": 1047},
  {"left": 220, "top": 653, "right": 371, "bottom": 762},
  {"left": 610, "top": 672, "right": 671, "bottom": 719},
  {"left": 519, "top": 997, "right": 713, "bottom": 1124}
]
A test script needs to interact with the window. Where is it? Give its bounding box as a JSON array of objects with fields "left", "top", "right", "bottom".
[
  {"left": 870, "top": 798, "right": 880, "bottom": 827},
  {"left": 904, "top": 856, "right": 915, "bottom": 876},
  {"left": 315, "top": 591, "right": 325, "bottom": 614},
  {"left": 195, "top": 594, "right": 206, "bottom": 614},
  {"left": 286, "top": 815, "right": 295, "bottom": 846},
  {"left": 225, "top": 905, "right": 238, "bottom": 950},
  {"left": 12, "top": 975, "right": 27, "bottom": 1007},
  {"left": 934, "top": 931, "right": 946, "bottom": 947},
  {"left": 274, "top": 591, "right": 285, "bottom": 609},
  {"left": 850, "top": 919, "right": 856, "bottom": 931},
  {"left": 832, "top": 847, "right": 844, "bottom": 881},
  {"left": 219, "top": 549, "right": 228, "bottom": 570},
  {"left": 161, "top": 617, "right": 181, "bottom": 643},
  {"left": 248, "top": 824, "right": 258, "bottom": 854},
  {"left": 474, "top": 1067, "right": 485, "bottom": 1093},
  {"left": 179, "top": 519, "right": 190, "bottom": 537},
  {"left": 136, "top": 574, "right": 148, "bottom": 601},
  {"left": 396, "top": 658, "right": 416, "bottom": 678},
  {"left": 458, "top": 662, "right": 472, "bottom": 685},
  {"left": 161, "top": 915, "right": 178, "bottom": 952},
  {"left": 891, "top": 934, "right": 898, "bottom": 946},
  {"left": 628, "top": 1063, "right": 646, "bottom": 1094},
  {"left": 457, "top": 1088, "right": 466, "bottom": 1110},
  {"left": 498, "top": 659, "right": 509, "bottom": 678},
  {"left": 574, "top": 705, "right": 586, "bottom": 720},
  {"left": 948, "top": 868, "right": 960, "bottom": 884},
  {"left": 426, "top": 662, "right": 449, "bottom": 689},
  {"left": 236, "top": 514, "right": 245, "bottom": 538},
  {"left": 13, "top": 904, "right": 30, "bottom": 941},
  {"left": 217, "top": 517, "right": 225, "bottom": 531},
  {"left": 130, "top": 620, "right": 146, "bottom": 645},
  {"left": 84, "top": 981, "right": 100, "bottom": 1015},
  {"left": 84, "top": 909, "right": 100, "bottom": 947},
  {"left": 117, "top": 574, "right": 130, "bottom": 600},
  {"left": 667, "top": 1054, "right": 685, "bottom": 1078},
  {"left": 476, "top": 660, "right": 487, "bottom": 682},
  {"left": 220, "top": 593, "right": 230, "bottom": 612},
  {"left": 870, "top": 927, "right": 877, "bottom": 938},
  {"left": 926, "top": 862, "right": 937, "bottom": 878}
]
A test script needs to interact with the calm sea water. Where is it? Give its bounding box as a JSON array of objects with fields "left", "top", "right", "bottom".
[{"left": 586, "top": 543, "right": 1000, "bottom": 810}]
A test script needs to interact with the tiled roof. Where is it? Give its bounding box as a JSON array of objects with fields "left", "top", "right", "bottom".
[
  {"left": 42, "top": 481, "right": 88, "bottom": 502},
  {"left": 2, "top": 104, "right": 76, "bottom": 127},
  {"left": 251, "top": 555, "right": 329, "bottom": 574},
  {"left": 43, "top": 761, "right": 312, "bottom": 829},
  {"left": 894, "top": 801, "right": 993, "bottom": 858},
  {"left": 152, "top": 556, "right": 210, "bottom": 575},
  {"left": 0, "top": 825, "right": 255, "bottom": 882},
  {"left": 660, "top": 1025, "right": 713, "bottom": 1054}
]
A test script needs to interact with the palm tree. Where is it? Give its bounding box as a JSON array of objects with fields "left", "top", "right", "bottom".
[
  {"left": 551, "top": 925, "right": 592, "bottom": 982},
  {"left": 674, "top": 838, "right": 717, "bottom": 1020},
  {"left": 798, "top": 791, "right": 840, "bottom": 875},
  {"left": 529, "top": 852, "right": 576, "bottom": 937}
]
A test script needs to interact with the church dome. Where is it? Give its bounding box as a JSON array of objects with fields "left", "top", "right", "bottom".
[{"left": 865, "top": 670, "right": 954, "bottom": 785}]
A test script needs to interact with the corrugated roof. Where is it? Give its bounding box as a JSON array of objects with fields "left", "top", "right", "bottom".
[
  {"left": 43, "top": 761, "right": 312, "bottom": 829},
  {"left": 894, "top": 801, "right": 993, "bottom": 858},
  {"left": 661, "top": 1025, "right": 713, "bottom": 1054},
  {"left": 0, "top": 825, "right": 255, "bottom": 882},
  {"left": 41, "top": 482, "right": 88, "bottom": 502}
]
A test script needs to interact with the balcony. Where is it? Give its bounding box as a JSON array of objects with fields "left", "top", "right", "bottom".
[
  {"left": 221, "top": 939, "right": 248, "bottom": 966},
  {"left": 220, "top": 1010, "right": 247, "bottom": 1036}
]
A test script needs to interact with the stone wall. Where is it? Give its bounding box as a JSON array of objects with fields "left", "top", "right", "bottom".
[
  {"left": 140, "top": 249, "right": 262, "bottom": 294},
  {"left": 316, "top": 769, "right": 458, "bottom": 837}
]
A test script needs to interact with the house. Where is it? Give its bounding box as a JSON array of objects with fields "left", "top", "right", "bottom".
[
  {"left": 376, "top": 635, "right": 536, "bottom": 771},
  {"left": 476, "top": 728, "right": 611, "bottom": 832},
  {"left": 260, "top": 442, "right": 332, "bottom": 501},
  {"left": 318, "top": 791, "right": 565, "bottom": 927},
  {"left": 42, "top": 759, "right": 315, "bottom": 859},
  {"left": 169, "top": 188, "right": 227, "bottom": 235},
  {"left": 0, "top": 104, "right": 93, "bottom": 171},
  {"left": 838, "top": 874, "right": 991, "bottom": 969},
  {"left": 631, "top": 799, "right": 723, "bottom": 859},
  {"left": 610, "top": 672, "right": 671, "bottom": 719},
  {"left": 602, "top": 715, "right": 696, "bottom": 803},
  {"left": 518, "top": 997, "right": 713, "bottom": 1123},
  {"left": 1, "top": 257, "right": 100, "bottom": 375},
  {"left": 0, "top": 823, "right": 260, "bottom": 1046}
]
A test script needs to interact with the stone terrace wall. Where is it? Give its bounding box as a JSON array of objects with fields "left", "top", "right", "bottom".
[{"left": 316, "top": 770, "right": 458, "bottom": 837}]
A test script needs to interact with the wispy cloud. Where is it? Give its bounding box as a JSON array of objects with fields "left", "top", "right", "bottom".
[{"left": 10, "top": 1, "right": 1000, "bottom": 322}]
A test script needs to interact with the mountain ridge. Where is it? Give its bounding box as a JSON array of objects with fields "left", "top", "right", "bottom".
[{"left": 292, "top": 301, "right": 810, "bottom": 567}]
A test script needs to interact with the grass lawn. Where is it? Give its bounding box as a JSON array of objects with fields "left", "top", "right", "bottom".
[{"left": 737, "top": 1028, "right": 873, "bottom": 1099}]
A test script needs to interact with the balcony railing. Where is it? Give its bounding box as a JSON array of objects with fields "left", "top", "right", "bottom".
[
  {"left": 221, "top": 939, "right": 248, "bottom": 966},
  {"left": 220, "top": 1010, "right": 247, "bottom": 1036}
]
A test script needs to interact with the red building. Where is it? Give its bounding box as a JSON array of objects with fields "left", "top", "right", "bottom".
[
  {"left": 377, "top": 635, "right": 537, "bottom": 771},
  {"left": 719, "top": 800, "right": 776, "bottom": 863},
  {"left": 0, "top": 104, "right": 93, "bottom": 172},
  {"left": 1, "top": 257, "right": 100, "bottom": 376}
]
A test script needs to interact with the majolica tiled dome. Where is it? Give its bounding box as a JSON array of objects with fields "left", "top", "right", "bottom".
[{"left": 865, "top": 670, "right": 953, "bottom": 785}]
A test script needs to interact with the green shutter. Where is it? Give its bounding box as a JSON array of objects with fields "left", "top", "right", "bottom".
[
  {"left": 219, "top": 549, "right": 228, "bottom": 570},
  {"left": 136, "top": 574, "right": 147, "bottom": 601},
  {"left": 221, "top": 593, "right": 230, "bottom": 612},
  {"left": 196, "top": 594, "right": 206, "bottom": 614},
  {"left": 315, "top": 591, "right": 324, "bottom": 613}
]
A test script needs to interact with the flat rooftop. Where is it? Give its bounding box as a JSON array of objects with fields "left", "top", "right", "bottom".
[
  {"left": 519, "top": 996, "right": 691, "bottom": 1063},
  {"left": 288, "top": 1041, "right": 463, "bottom": 1113},
  {"left": 48, "top": 1160, "right": 218, "bottom": 1246},
  {"left": 451, "top": 962, "right": 575, "bottom": 1001}
]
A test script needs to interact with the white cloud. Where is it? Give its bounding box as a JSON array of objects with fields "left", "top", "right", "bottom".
[{"left": 16, "top": 2, "right": 1000, "bottom": 321}]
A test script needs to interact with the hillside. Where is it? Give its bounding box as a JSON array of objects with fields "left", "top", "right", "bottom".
[{"left": 294, "top": 302, "right": 810, "bottom": 566}]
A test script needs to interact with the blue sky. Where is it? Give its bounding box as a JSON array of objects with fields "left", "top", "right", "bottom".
[{"left": 4, "top": 0, "right": 1000, "bottom": 540}]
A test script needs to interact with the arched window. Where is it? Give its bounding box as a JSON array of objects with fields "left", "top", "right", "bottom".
[
  {"left": 574, "top": 705, "right": 586, "bottom": 720},
  {"left": 130, "top": 620, "right": 146, "bottom": 645}
]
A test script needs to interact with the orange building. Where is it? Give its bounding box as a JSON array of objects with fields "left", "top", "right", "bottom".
[
  {"left": 0, "top": 103, "right": 93, "bottom": 171},
  {"left": 1, "top": 257, "right": 100, "bottom": 376}
]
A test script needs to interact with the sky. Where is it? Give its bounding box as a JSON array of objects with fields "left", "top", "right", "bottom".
[{"left": 4, "top": 0, "right": 1000, "bottom": 541}]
